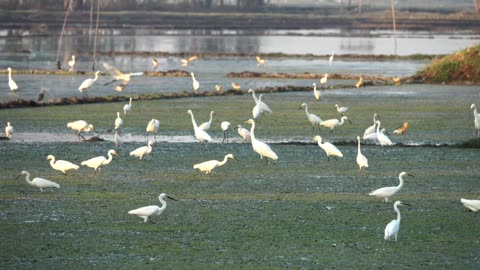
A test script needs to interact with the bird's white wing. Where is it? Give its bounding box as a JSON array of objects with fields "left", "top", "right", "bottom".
[
  {"left": 384, "top": 219, "right": 399, "bottom": 239},
  {"left": 128, "top": 205, "right": 159, "bottom": 216},
  {"left": 130, "top": 146, "right": 148, "bottom": 156}
]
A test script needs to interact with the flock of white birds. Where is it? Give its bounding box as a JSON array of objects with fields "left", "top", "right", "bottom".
[{"left": 4, "top": 59, "right": 480, "bottom": 235}]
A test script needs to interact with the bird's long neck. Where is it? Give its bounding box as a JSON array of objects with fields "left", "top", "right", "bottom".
[
  {"left": 104, "top": 152, "right": 114, "bottom": 165},
  {"left": 158, "top": 196, "right": 167, "bottom": 212},
  {"left": 93, "top": 73, "right": 99, "bottom": 82},
  {"left": 8, "top": 69, "right": 12, "bottom": 80},
  {"left": 251, "top": 91, "right": 259, "bottom": 104},
  {"left": 189, "top": 112, "right": 198, "bottom": 128},
  {"left": 357, "top": 139, "right": 361, "bottom": 153},
  {"left": 49, "top": 157, "right": 56, "bottom": 167},
  {"left": 219, "top": 156, "right": 230, "bottom": 166},
  {"left": 24, "top": 172, "right": 33, "bottom": 185},
  {"left": 339, "top": 118, "right": 345, "bottom": 126},
  {"left": 376, "top": 122, "right": 381, "bottom": 133},
  {"left": 129, "top": 99, "right": 132, "bottom": 106},
  {"left": 397, "top": 175, "right": 404, "bottom": 189},
  {"left": 249, "top": 122, "right": 256, "bottom": 140},
  {"left": 394, "top": 205, "right": 401, "bottom": 222},
  {"left": 473, "top": 106, "right": 479, "bottom": 116},
  {"left": 208, "top": 112, "right": 213, "bottom": 123},
  {"left": 304, "top": 105, "right": 309, "bottom": 116}
]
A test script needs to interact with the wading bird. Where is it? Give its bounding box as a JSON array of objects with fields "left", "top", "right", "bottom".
[
  {"left": 130, "top": 141, "right": 154, "bottom": 160},
  {"left": 7, "top": 67, "right": 19, "bottom": 91},
  {"left": 181, "top": 55, "right": 198, "bottom": 67},
  {"left": 67, "top": 120, "right": 96, "bottom": 140},
  {"left": 146, "top": 119, "right": 160, "bottom": 142},
  {"left": 335, "top": 104, "right": 349, "bottom": 115},
  {"left": 299, "top": 103, "right": 322, "bottom": 130},
  {"left": 256, "top": 55, "right": 265, "bottom": 65},
  {"left": 221, "top": 121, "right": 231, "bottom": 144},
  {"left": 471, "top": 104, "right": 480, "bottom": 136},
  {"left": 187, "top": 110, "right": 212, "bottom": 143},
  {"left": 393, "top": 122, "right": 409, "bottom": 135},
  {"left": 248, "top": 89, "right": 272, "bottom": 115},
  {"left": 5, "top": 122, "right": 13, "bottom": 139},
  {"left": 194, "top": 153, "right": 237, "bottom": 174},
  {"left": 215, "top": 84, "right": 222, "bottom": 92},
  {"left": 16, "top": 171, "right": 60, "bottom": 192},
  {"left": 78, "top": 71, "right": 100, "bottom": 97},
  {"left": 312, "top": 135, "right": 343, "bottom": 161},
  {"left": 47, "top": 155, "right": 79, "bottom": 175},
  {"left": 320, "top": 73, "right": 328, "bottom": 85},
  {"left": 128, "top": 193, "right": 177, "bottom": 223},
  {"left": 237, "top": 125, "right": 250, "bottom": 143},
  {"left": 356, "top": 136, "right": 368, "bottom": 171},
  {"left": 68, "top": 55, "right": 75, "bottom": 71},
  {"left": 152, "top": 58, "right": 158, "bottom": 71},
  {"left": 245, "top": 119, "right": 278, "bottom": 162},
  {"left": 460, "top": 198, "right": 480, "bottom": 212},
  {"left": 114, "top": 112, "right": 123, "bottom": 130},
  {"left": 328, "top": 51, "right": 335, "bottom": 64},
  {"left": 199, "top": 111, "right": 215, "bottom": 131},
  {"left": 376, "top": 121, "right": 393, "bottom": 146},
  {"left": 384, "top": 201, "right": 411, "bottom": 241},
  {"left": 312, "top": 82, "right": 320, "bottom": 100},
  {"left": 355, "top": 77, "right": 364, "bottom": 88},
  {"left": 231, "top": 82, "right": 241, "bottom": 90},
  {"left": 191, "top": 72, "right": 200, "bottom": 93},
  {"left": 320, "top": 116, "right": 352, "bottom": 134},
  {"left": 369, "top": 172, "right": 414, "bottom": 202},
  {"left": 114, "top": 130, "right": 123, "bottom": 148},
  {"left": 81, "top": 149, "right": 118, "bottom": 172},
  {"left": 103, "top": 63, "right": 143, "bottom": 86},
  {"left": 123, "top": 97, "right": 132, "bottom": 115},
  {"left": 363, "top": 113, "right": 379, "bottom": 138}
]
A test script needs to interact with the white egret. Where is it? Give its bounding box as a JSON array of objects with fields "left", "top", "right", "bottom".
[
  {"left": 181, "top": 55, "right": 198, "bottom": 67},
  {"left": 256, "top": 55, "right": 265, "bottom": 65},
  {"left": 355, "top": 77, "right": 364, "bottom": 88},
  {"left": 5, "top": 122, "right": 13, "bottom": 139},
  {"left": 128, "top": 193, "right": 177, "bottom": 223},
  {"left": 194, "top": 153, "right": 237, "bottom": 174},
  {"left": 471, "top": 104, "right": 480, "bottom": 136},
  {"left": 312, "top": 83, "right": 320, "bottom": 100},
  {"left": 320, "top": 116, "right": 352, "bottom": 134},
  {"left": 130, "top": 141, "right": 154, "bottom": 160},
  {"left": 335, "top": 104, "right": 349, "bottom": 115},
  {"left": 68, "top": 55, "right": 75, "bottom": 71},
  {"left": 328, "top": 51, "right": 334, "bottom": 64},
  {"left": 299, "top": 103, "right": 322, "bottom": 130},
  {"left": 320, "top": 73, "right": 328, "bottom": 85},
  {"left": 356, "top": 136, "right": 368, "bottom": 171},
  {"left": 81, "top": 149, "right": 118, "bottom": 172},
  {"left": 363, "top": 113, "right": 379, "bottom": 138},
  {"left": 146, "top": 119, "right": 160, "bottom": 142},
  {"left": 252, "top": 99, "right": 262, "bottom": 121},
  {"left": 78, "top": 71, "right": 100, "bottom": 97},
  {"left": 231, "top": 82, "right": 241, "bottom": 90},
  {"left": 123, "top": 97, "right": 132, "bottom": 115},
  {"left": 7, "top": 67, "right": 19, "bottom": 91},
  {"left": 114, "top": 112, "right": 123, "bottom": 130},
  {"left": 191, "top": 72, "right": 200, "bottom": 93},
  {"left": 114, "top": 81, "right": 129, "bottom": 92},
  {"left": 237, "top": 125, "right": 251, "bottom": 143},
  {"left": 248, "top": 89, "right": 272, "bottom": 114},
  {"left": 47, "top": 155, "right": 79, "bottom": 175},
  {"left": 114, "top": 130, "right": 123, "bottom": 148},
  {"left": 384, "top": 201, "right": 410, "bottom": 241},
  {"left": 245, "top": 119, "right": 278, "bottom": 161},
  {"left": 199, "top": 111, "right": 215, "bottom": 131},
  {"left": 460, "top": 198, "right": 480, "bottom": 212},
  {"left": 369, "top": 172, "right": 414, "bottom": 202},
  {"left": 187, "top": 110, "right": 212, "bottom": 143},
  {"left": 15, "top": 171, "right": 60, "bottom": 192},
  {"left": 376, "top": 121, "right": 393, "bottom": 146},
  {"left": 103, "top": 63, "right": 143, "bottom": 86},
  {"left": 67, "top": 120, "right": 96, "bottom": 140},
  {"left": 312, "top": 135, "right": 343, "bottom": 161},
  {"left": 393, "top": 122, "right": 409, "bottom": 135},
  {"left": 215, "top": 84, "right": 222, "bottom": 92},
  {"left": 221, "top": 121, "right": 231, "bottom": 144},
  {"left": 152, "top": 58, "right": 158, "bottom": 71}
]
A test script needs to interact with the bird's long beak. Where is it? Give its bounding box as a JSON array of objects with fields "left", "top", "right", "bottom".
[
  {"left": 14, "top": 173, "right": 22, "bottom": 180},
  {"left": 347, "top": 119, "right": 353, "bottom": 124},
  {"left": 234, "top": 157, "right": 239, "bottom": 161},
  {"left": 166, "top": 195, "right": 178, "bottom": 201},
  {"left": 402, "top": 202, "right": 413, "bottom": 207},
  {"left": 407, "top": 173, "right": 415, "bottom": 177}
]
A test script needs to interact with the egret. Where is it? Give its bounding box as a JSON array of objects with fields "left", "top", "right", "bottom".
[
  {"left": 187, "top": 110, "right": 212, "bottom": 143},
  {"left": 5, "top": 122, "right": 13, "bottom": 139},
  {"left": 369, "top": 172, "right": 414, "bottom": 202},
  {"left": 376, "top": 121, "right": 393, "bottom": 146},
  {"left": 191, "top": 72, "right": 200, "bottom": 93},
  {"left": 393, "top": 122, "right": 409, "bottom": 135},
  {"left": 7, "top": 67, "right": 19, "bottom": 91},
  {"left": 384, "top": 201, "right": 411, "bottom": 241},
  {"left": 114, "top": 112, "right": 123, "bottom": 130},
  {"left": 114, "top": 130, "right": 123, "bottom": 148},
  {"left": 47, "top": 155, "right": 79, "bottom": 175},
  {"left": 215, "top": 84, "right": 222, "bottom": 92},
  {"left": 312, "top": 82, "right": 320, "bottom": 100},
  {"left": 356, "top": 136, "right": 368, "bottom": 171},
  {"left": 363, "top": 113, "right": 379, "bottom": 138},
  {"left": 471, "top": 104, "right": 480, "bottom": 136},
  {"left": 146, "top": 119, "right": 160, "bottom": 142},
  {"left": 152, "top": 58, "right": 158, "bottom": 71},
  {"left": 130, "top": 141, "right": 154, "bottom": 160},
  {"left": 81, "top": 149, "right": 118, "bottom": 171},
  {"left": 237, "top": 125, "right": 251, "bottom": 143},
  {"left": 68, "top": 55, "right": 75, "bottom": 71},
  {"left": 248, "top": 89, "right": 272, "bottom": 114},
  {"left": 245, "top": 119, "right": 278, "bottom": 161},
  {"left": 299, "top": 103, "right": 322, "bottom": 130},
  {"left": 78, "top": 71, "right": 100, "bottom": 97},
  {"left": 335, "top": 104, "right": 349, "bottom": 115},
  {"left": 252, "top": 98, "right": 262, "bottom": 121},
  {"left": 312, "top": 135, "right": 343, "bottom": 161},
  {"left": 103, "top": 63, "right": 143, "bottom": 86},
  {"left": 199, "top": 111, "right": 215, "bottom": 131},
  {"left": 123, "top": 97, "right": 132, "bottom": 115},
  {"left": 355, "top": 77, "right": 364, "bottom": 88},
  {"left": 114, "top": 81, "right": 129, "bottom": 92},
  {"left": 181, "top": 55, "right": 198, "bottom": 67},
  {"left": 128, "top": 193, "right": 177, "bottom": 223},
  {"left": 320, "top": 116, "right": 352, "bottom": 134},
  {"left": 320, "top": 73, "right": 328, "bottom": 85},
  {"left": 460, "top": 198, "right": 480, "bottom": 212},
  {"left": 15, "top": 171, "right": 60, "bottom": 192},
  {"left": 231, "top": 82, "right": 241, "bottom": 90},
  {"left": 328, "top": 51, "right": 334, "bottom": 64},
  {"left": 67, "top": 120, "right": 96, "bottom": 140},
  {"left": 256, "top": 55, "right": 265, "bottom": 65},
  {"left": 194, "top": 153, "right": 238, "bottom": 174},
  {"left": 221, "top": 121, "right": 231, "bottom": 144}
]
